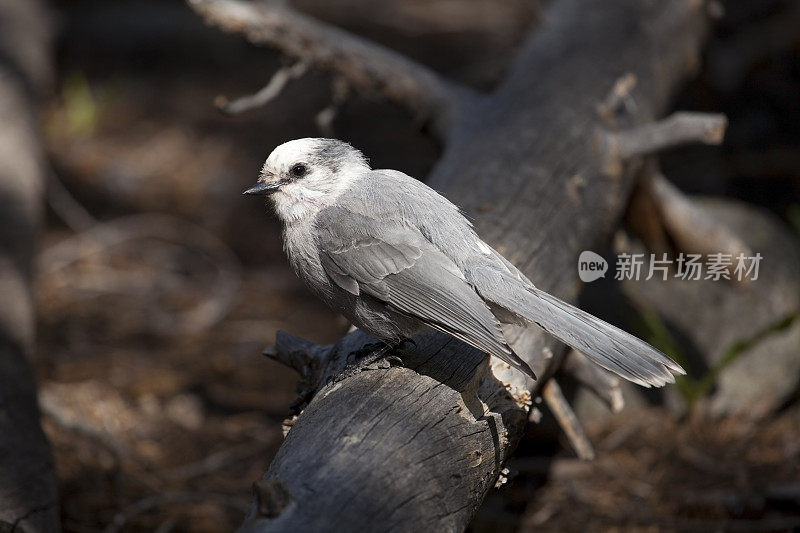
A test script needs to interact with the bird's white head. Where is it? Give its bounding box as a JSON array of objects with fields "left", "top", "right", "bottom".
[{"left": 244, "top": 138, "right": 370, "bottom": 223}]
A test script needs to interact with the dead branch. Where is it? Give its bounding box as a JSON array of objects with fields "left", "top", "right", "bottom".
[
  {"left": 542, "top": 379, "right": 596, "bottom": 460},
  {"left": 215, "top": 60, "right": 309, "bottom": 114},
  {"left": 187, "top": 0, "right": 477, "bottom": 136},
  {"left": 242, "top": 329, "right": 529, "bottom": 531},
  {"left": 639, "top": 172, "right": 752, "bottom": 265},
  {"left": 606, "top": 112, "right": 727, "bottom": 164},
  {"left": 563, "top": 350, "right": 623, "bottom": 413}
]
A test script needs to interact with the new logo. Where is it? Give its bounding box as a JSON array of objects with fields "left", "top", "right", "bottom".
[{"left": 578, "top": 251, "right": 608, "bottom": 282}]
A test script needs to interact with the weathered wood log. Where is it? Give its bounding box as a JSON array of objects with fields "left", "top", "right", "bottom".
[
  {"left": 186, "top": 0, "right": 717, "bottom": 530},
  {"left": 0, "top": 0, "right": 60, "bottom": 530}
]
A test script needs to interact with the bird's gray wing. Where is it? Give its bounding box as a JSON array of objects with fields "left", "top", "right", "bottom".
[{"left": 314, "top": 205, "right": 535, "bottom": 378}]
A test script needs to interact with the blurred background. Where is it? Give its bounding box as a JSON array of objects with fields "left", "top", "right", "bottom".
[{"left": 9, "top": 0, "right": 800, "bottom": 530}]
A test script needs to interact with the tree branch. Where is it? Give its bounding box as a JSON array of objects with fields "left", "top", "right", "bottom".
[
  {"left": 186, "top": 0, "right": 477, "bottom": 136},
  {"left": 244, "top": 330, "right": 529, "bottom": 531},
  {"left": 606, "top": 111, "right": 727, "bottom": 165},
  {"left": 542, "top": 379, "right": 596, "bottom": 461},
  {"left": 626, "top": 170, "right": 753, "bottom": 279},
  {"left": 563, "top": 350, "right": 623, "bottom": 413},
  {"left": 215, "top": 60, "right": 309, "bottom": 114}
]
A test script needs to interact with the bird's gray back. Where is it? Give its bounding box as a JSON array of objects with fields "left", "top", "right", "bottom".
[
  {"left": 349, "top": 170, "right": 536, "bottom": 295},
  {"left": 331, "top": 170, "right": 509, "bottom": 271}
]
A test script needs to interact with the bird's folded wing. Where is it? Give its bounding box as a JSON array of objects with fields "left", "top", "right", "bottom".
[{"left": 315, "top": 209, "right": 514, "bottom": 362}]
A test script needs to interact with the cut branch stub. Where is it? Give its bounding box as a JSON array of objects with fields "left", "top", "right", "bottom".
[
  {"left": 603, "top": 112, "right": 728, "bottom": 176},
  {"left": 596, "top": 72, "right": 638, "bottom": 126}
]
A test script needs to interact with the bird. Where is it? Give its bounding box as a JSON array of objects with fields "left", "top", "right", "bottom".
[{"left": 244, "top": 138, "right": 685, "bottom": 387}]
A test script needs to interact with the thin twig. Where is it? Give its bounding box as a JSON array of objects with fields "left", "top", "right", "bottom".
[
  {"left": 215, "top": 60, "right": 309, "bottom": 114},
  {"left": 542, "top": 378, "right": 596, "bottom": 461}
]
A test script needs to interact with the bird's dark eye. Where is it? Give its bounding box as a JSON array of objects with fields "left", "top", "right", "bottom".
[{"left": 290, "top": 163, "right": 307, "bottom": 178}]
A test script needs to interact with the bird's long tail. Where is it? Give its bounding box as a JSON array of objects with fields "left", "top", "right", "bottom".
[{"left": 517, "top": 287, "right": 685, "bottom": 387}]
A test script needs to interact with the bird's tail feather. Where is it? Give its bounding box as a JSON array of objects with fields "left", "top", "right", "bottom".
[{"left": 519, "top": 287, "right": 685, "bottom": 388}]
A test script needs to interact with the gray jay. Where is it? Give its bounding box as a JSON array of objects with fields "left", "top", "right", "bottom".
[{"left": 245, "top": 138, "right": 684, "bottom": 387}]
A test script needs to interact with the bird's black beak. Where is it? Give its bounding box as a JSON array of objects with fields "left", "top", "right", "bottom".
[{"left": 243, "top": 180, "right": 281, "bottom": 196}]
